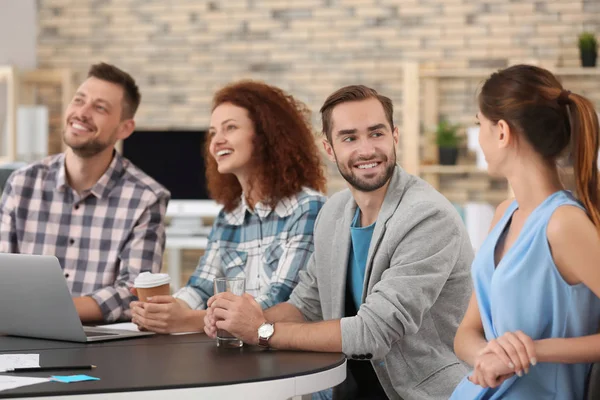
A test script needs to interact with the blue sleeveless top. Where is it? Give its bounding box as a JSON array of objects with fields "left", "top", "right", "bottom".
[{"left": 450, "top": 191, "right": 600, "bottom": 399}]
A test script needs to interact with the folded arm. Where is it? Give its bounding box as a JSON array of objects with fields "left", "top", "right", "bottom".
[
  {"left": 480, "top": 205, "right": 600, "bottom": 369},
  {"left": 455, "top": 201, "right": 600, "bottom": 385},
  {"left": 533, "top": 205, "right": 600, "bottom": 363}
]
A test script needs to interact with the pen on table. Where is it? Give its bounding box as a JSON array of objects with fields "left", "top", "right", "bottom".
[{"left": 5, "top": 365, "right": 96, "bottom": 373}]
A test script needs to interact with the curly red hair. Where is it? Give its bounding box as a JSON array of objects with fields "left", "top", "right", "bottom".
[{"left": 205, "top": 81, "right": 326, "bottom": 212}]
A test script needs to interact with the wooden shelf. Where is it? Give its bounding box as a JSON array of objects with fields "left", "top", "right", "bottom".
[
  {"left": 402, "top": 62, "right": 598, "bottom": 205},
  {"left": 21, "top": 69, "right": 72, "bottom": 84},
  {"left": 553, "top": 67, "right": 600, "bottom": 76},
  {"left": 420, "top": 67, "right": 600, "bottom": 79},
  {"left": 0, "top": 66, "right": 17, "bottom": 163},
  {"left": 420, "top": 164, "right": 574, "bottom": 175},
  {"left": 0, "top": 65, "right": 74, "bottom": 162},
  {"left": 420, "top": 165, "right": 488, "bottom": 174},
  {"left": 420, "top": 68, "right": 493, "bottom": 78}
]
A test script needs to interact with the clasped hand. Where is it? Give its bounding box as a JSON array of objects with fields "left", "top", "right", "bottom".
[{"left": 470, "top": 331, "right": 537, "bottom": 388}]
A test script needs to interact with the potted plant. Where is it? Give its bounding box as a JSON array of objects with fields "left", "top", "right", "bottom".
[
  {"left": 579, "top": 32, "right": 598, "bottom": 67},
  {"left": 435, "top": 119, "right": 461, "bottom": 165}
]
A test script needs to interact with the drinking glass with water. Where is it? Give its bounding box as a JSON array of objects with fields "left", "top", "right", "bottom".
[{"left": 212, "top": 277, "right": 245, "bottom": 348}]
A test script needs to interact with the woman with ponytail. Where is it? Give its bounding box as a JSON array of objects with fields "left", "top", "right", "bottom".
[{"left": 451, "top": 64, "right": 600, "bottom": 399}]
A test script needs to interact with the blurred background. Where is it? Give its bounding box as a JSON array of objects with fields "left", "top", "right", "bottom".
[{"left": 1, "top": 0, "right": 599, "bottom": 285}]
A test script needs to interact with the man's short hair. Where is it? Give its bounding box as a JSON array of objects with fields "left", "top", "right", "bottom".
[
  {"left": 87, "top": 63, "right": 141, "bottom": 120},
  {"left": 320, "top": 85, "right": 394, "bottom": 142}
]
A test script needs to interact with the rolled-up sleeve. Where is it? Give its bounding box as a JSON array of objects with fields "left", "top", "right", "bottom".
[
  {"left": 287, "top": 204, "right": 326, "bottom": 321},
  {"left": 254, "top": 199, "right": 323, "bottom": 309},
  {"left": 173, "top": 214, "right": 224, "bottom": 310},
  {"left": 340, "top": 203, "right": 464, "bottom": 360},
  {"left": 287, "top": 252, "right": 323, "bottom": 321}
]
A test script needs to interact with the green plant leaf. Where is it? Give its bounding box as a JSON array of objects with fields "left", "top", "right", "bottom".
[
  {"left": 435, "top": 119, "right": 462, "bottom": 148},
  {"left": 579, "top": 31, "right": 598, "bottom": 52}
]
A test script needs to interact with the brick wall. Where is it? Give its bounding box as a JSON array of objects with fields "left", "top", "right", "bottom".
[
  {"left": 35, "top": 0, "right": 600, "bottom": 275},
  {"left": 38, "top": 0, "right": 600, "bottom": 128},
  {"left": 36, "top": 0, "right": 600, "bottom": 196},
  {"left": 37, "top": 0, "right": 600, "bottom": 188}
]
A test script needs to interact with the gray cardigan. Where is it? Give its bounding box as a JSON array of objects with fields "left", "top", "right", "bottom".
[{"left": 289, "top": 165, "right": 474, "bottom": 400}]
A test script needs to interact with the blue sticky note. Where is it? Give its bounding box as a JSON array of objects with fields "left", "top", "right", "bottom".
[{"left": 50, "top": 375, "right": 100, "bottom": 383}]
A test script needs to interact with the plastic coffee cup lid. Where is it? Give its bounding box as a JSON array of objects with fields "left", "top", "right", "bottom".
[{"left": 134, "top": 272, "right": 171, "bottom": 288}]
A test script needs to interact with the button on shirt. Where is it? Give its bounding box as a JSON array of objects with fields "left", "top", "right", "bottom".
[
  {"left": 174, "top": 187, "right": 326, "bottom": 310},
  {"left": 0, "top": 152, "right": 170, "bottom": 322}
]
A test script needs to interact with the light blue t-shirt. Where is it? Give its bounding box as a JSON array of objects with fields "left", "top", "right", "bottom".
[{"left": 348, "top": 208, "right": 376, "bottom": 309}]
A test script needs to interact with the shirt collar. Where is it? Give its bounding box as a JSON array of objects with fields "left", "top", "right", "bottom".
[
  {"left": 224, "top": 192, "right": 298, "bottom": 226},
  {"left": 54, "top": 153, "right": 68, "bottom": 191},
  {"left": 54, "top": 151, "right": 125, "bottom": 199}
]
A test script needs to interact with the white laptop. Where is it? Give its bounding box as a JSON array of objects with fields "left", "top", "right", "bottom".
[{"left": 0, "top": 253, "right": 155, "bottom": 342}]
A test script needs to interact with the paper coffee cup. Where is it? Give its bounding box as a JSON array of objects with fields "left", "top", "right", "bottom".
[{"left": 134, "top": 272, "right": 171, "bottom": 302}]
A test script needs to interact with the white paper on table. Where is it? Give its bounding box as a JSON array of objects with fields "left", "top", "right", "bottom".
[
  {"left": 95, "top": 322, "right": 200, "bottom": 335},
  {"left": 0, "top": 376, "right": 50, "bottom": 392},
  {"left": 0, "top": 354, "right": 39, "bottom": 373},
  {"left": 95, "top": 322, "right": 140, "bottom": 332}
]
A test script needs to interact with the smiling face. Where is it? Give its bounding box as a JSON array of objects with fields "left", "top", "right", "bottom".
[
  {"left": 208, "top": 102, "right": 256, "bottom": 180},
  {"left": 323, "top": 97, "right": 398, "bottom": 192},
  {"left": 63, "top": 77, "right": 134, "bottom": 158}
]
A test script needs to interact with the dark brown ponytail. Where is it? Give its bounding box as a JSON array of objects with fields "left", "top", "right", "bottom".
[
  {"left": 479, "top": 64, "right": 600, "bottom": 232},
  {"left": 568, "top": 93, "right": 600, "bottom": 230}
]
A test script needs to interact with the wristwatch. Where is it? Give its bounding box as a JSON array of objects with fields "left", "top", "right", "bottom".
[{"left": 258, "top": 322, "right": 275, "bottom": 348}]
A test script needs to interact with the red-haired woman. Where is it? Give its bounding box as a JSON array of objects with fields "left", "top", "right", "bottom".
[
  {"left": 131, "top": 81, "right": 326, "bottom": 333},
  {"left": 451, "top": 64, "right": 600, "bottom": 399}
]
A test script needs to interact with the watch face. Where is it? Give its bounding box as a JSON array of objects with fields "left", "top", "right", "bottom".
[{"left": 259, "top": 323, "right": 274, "bottom": 337}]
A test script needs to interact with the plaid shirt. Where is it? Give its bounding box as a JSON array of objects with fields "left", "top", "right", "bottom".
[
  {"left": 174, "top": 187, "right": 326, "bottom": 310},
  {"left": 0, "top": 152, "right": 170, "bottom": 322}
]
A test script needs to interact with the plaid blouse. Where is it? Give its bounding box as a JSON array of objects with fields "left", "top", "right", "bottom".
[
  {"left": 0, "top": 152, "right": 170, "bottom": 322},
  {"left": 174, "top": 187, "right": 326, "bottom": 310}
]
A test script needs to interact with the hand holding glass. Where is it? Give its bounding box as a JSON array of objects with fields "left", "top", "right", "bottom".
[{"left": 212, "top": 277, "right": 245, "bottom": 348}]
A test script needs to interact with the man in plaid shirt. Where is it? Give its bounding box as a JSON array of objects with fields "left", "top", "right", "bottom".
[{"left": 0, "top": 63, "right": 170, "bottom": 322}]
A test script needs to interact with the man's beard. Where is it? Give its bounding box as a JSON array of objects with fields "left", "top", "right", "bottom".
[
  {"left": 335, "top": 150, "right": 396, "bottom": 192},
  {"left": 63, "top": 129, "right": 113, "bottom": 158}
]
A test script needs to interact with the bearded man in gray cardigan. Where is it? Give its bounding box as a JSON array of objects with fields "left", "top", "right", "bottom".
[{"left": 204, "top": 85, "right": 474, "bottom": 400}]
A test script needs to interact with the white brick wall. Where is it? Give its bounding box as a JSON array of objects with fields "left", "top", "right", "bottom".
[{"left": 36, "top": 0, "right": 600, "bottom": 191}]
